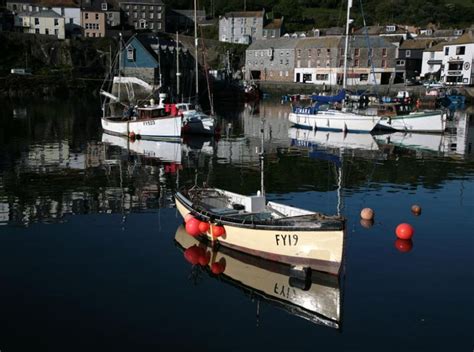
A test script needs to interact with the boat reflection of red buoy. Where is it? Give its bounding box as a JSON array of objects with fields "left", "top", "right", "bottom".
[
  {"left": 395, "top": 239, "right": 413, "bottom": 253},
  {"left": 198, "top": 251, "right": 210, "bottom": 266},
  {"left": 184, "top": 213, "right": 194, "bottom": 223},
  {"left": 395, "top": 223, "right": 414, "bottom": 240},
  {"left": 411, "top": 204, "right": 422, "bottom": 216},
  {"left": 360, "top": 208, "right": 374, "bottom": 221},
  {"left": 184, "top": 245, "right": 205, "bottom": 265},
  {"left": 211, "top": 258, "right": 226, "bottom": 275}
]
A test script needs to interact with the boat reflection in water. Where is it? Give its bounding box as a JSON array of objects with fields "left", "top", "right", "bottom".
[
  {"left": 175, "top": 225, "right": 342, "bottom": 329},
  {"left": 289, "top": 127, "right": 380, "bottom": 152},
  {"left": 101, "top": 133, "right": 182, "bottom": 164}
]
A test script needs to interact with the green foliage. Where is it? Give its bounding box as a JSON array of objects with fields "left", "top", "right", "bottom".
[{"left": 164, "top": 0, "right": 474, "bottom": 30}]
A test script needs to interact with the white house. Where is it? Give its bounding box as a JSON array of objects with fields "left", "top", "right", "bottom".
[
  {"left": 420, "top": 41, "right": 445, "bottom": 80},
  {"left": 15, "top": 10, "right": 66, "bottom": 39},
  {"left": 441, "top": 32, "right": 474, "bottom": 85}
]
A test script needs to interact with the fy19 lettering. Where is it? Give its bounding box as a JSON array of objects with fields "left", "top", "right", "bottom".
[{"left": 275, "top": 234, "right": 298, "bottom": 246}]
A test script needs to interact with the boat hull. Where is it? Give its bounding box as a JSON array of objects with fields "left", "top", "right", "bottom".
[
  {"left": 288, "top": 110, "right": 380, "bottom": 133},
  {"left": 175, "top": 194, "right": 344, "bottom": 275},
  {"left": 376, "top": 111, "right": 446, "bottom": 132},
  {"left": 182, "top": 115, "right": 216, "bottom": 135},
  {"left": 101, "top": 116, "right": 182, "bottom": 140}
]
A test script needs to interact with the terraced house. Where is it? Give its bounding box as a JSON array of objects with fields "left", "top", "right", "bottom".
[
  {"left": 245, "top": 38, "right": 298, "bottom": 81},
  {"left": 119, "top": 0, "right": 165, "bottom": 32}
]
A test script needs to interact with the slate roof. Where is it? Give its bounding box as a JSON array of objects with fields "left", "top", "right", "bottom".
[
  {"left": 444, "top": 32, "right": 474, "bottom": 45},
  {"left": 224, "top": 10, "right": 264, "bottom": 18},
  {"left": 400, "top": 39, "right": 436, "bottom": 50},
  {"left": 247, "top": 37, "right": 298, "bottom": 50},
  {"left": 295, "top": 36, "right": 341, "bottom": 49}
]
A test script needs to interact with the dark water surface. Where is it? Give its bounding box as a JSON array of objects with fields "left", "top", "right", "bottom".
[{"left": 0, "top": 97, "right": 473, "bottom": 351}]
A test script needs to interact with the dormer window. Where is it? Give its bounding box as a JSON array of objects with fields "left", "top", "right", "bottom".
[
  {"left": 127, "top": 45, "right": 135, "bottom": 61},
  {"left": 101, "top": 2, "right": 107, "bottom": 11},
  {"left": 386, "top": 25, "right": 396, "bottom": 32},
  {"left": 454, "top": 29, "right": 463, "bottom": 36},
  {"left": 426, "top": 29, "right": 433, "bottom": 35}
]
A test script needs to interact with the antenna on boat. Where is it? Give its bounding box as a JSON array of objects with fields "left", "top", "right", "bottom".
[
  {"left": 342, "top": 0, "right": 352, "bottom": 90},
  {"left": 176, "top": 31, "right": 181, "bottom": 100},
  {"left": 118, "top": 32, "right": 122, "bottom": 102},
  {"left": 260, "top": 118, "right": 265, "bottom": 197}
]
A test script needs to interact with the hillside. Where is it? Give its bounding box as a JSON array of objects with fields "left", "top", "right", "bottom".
[{"left": 166, "top": 0, "right": 474, "bottom": 30}]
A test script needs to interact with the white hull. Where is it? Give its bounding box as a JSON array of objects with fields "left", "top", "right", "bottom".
[
  {"left": 175, "top": 226, "right": 341, "bottom": 328},
  {"left": 101, "top": 133, "right": 182, "bottom": 163},
  {"left": 289, "top": 110, "right": 380, "bottom": 133},
  {"left": 182, "top": 113, "right": 216, "bottom": 135},
  {"left": 176, "top": 192, "right": 345, "bottom": 275},
  {"left": 289, "top": 127, "right": 380, "bottom": 151},
  {"left": 101, "top": 116, "right": 182, "bottom": 140},
  {"left": 377, "top": 111, "right": 446, "bottom": 132}
]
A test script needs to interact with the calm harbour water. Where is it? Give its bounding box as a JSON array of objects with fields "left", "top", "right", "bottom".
[{"left": 0, "top": 96, "right": 473, "bottom": 351}]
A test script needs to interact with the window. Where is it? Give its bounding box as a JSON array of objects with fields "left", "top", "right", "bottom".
[
  {"left": 142, "top": 12, "right": 145, "bottom": 18},
  {"left": 69, "top": 18, "right": 73, "bottom": 24},
  {"left": 386, "top": 25, "right": 396, "bottom": 32},
  {"left": 157, "top": 22, "right": 161, "bottom": 29},
  {"left": 382, "top": 48, "right": 387, "bottom": 56},
  {"left": 326, "top": 59, "right": 330, "bottom": 67},
  {"left": 85, "top": 13, "right": 88, "bottom": 19},
  {"left": 354, "top": 58, "right": 359, "bottom": 67},
  {"left": 55, "top": 29, "right": 58, "bottom": 35},
  {"left": 142, "top": 5, "right": 145, "bottom": 10},
  {"left": 317, "top": 48, "right": 321, "bottom": 56},
  {"left": 285, "top": 71, "right": 289, "bottom": 77},
  {"left": 34, "top": 17, "right": 39, "bottom": 25},
  {"left": 149, "top": 5, "right": 154, "bottom": 10},
  {"left": 149, "top": 12, "right": 154, "bottom": 19},
  {"left": 127, "top": 46, "right": 135, "bottom": 61},
  {"left": 316, "top": 74, "right": 328, "bottom": 80},
  {"left": 45, "top": 28, "right": 49, "bottom": 35},
  {"left": 354, "top": 48, "right": 360, "bottom": 57},
  {"left": 101, "top": 2, "right": 107, "bottom": 11},
  {"left": 296, "top": 60, "right": 300, "bottom": 68},
  {"left": 327, "top": 48, "right": 331, "bottom": 55},
  {"left": 157, "top": 13, "right": 161, "bottom": 19},
  {"left": 279, "top": 71, "right": 283, "bottom": 77},
  {"left": 381, "top": 59, "right": 386, "bottom": 68},
  {"left": 360, "top": 74, "right": 368, "bottom": 81},
  {"left": 54, "top": 19, "right": 58, "bottom": 26},
  {"left": 134, "top": 12, "right": 137, "bottom": 18},
  {"left": 405, "top": 50, "right": 411, "bottom": 57},
  {"left": 308, "top": 49, "right": 311, "bottom": 57},
  {"left": 340, "top": 48, "right": 344, "bottom": 56},
  {"left": 139, "top": 20, "right": 146, "bottom": 29},
  {"left": 339, "top": 59, "right": 344, "bottom": 67},
  {"left": 133, "top": 5, "right": 137, "bottom": 9},
  {"left": 95, "top": 13, "right": 99, "bottom": 20},
  {"left": 297, "top": 49, "right": 301, "bottom": 57},
  {"left": 308, "top": 60, "right": 311, "bottom": 68},
  {"left": 456, "top": 46, "right": 465, "bottom": 55},
  {"left": 316, "top": 59, "right": 320, "bottom": 67},
  {"left": 445, "top": 47, "right": 449, "bottom": 55},
  {"left": 396, "top": 59, "right": 405, "bottom": 66},
  {"left": 92, "top": 33, "right": 96, "bottom": 37},
  {"left": 286, "top": 59, "right": 289, "bottom": 65},
  {"left": 125, "top": 5, "right": 129, "bottom": 9}
]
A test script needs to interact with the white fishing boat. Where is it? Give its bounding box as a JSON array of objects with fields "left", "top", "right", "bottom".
[
  {"left": 175, "top": 225, "right": 342, "bottom": 329},
  {"left": 175, "top": 103, "right": 216, "bottom": 135},
  {"left": 376, "top": 110, "right": 447, "bottom": 132},
  {"left": 287, "top": 0, "right": 381, "bottom": 133},
  {"left": 175, "top": 120, "right": 346, "bottom": 275}
]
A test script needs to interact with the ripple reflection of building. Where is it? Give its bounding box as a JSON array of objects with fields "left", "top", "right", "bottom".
[{"left": 0, "top": 138, "right": 179, "bottom": 226}]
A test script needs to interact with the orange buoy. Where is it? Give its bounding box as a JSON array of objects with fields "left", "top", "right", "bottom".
[
  {"left": 211, "top": 224, "right": 226, "bottom": 238},
  {"left": 395, "top": 239, "right": 413, "bottom": 253},
  {"left": 360, "top": 219, "right": 374, "bottom": 229},
  {"left": 198, "top": 221, "right": 210, "bottom": 233},
  {"left": 395, "top": 223, "right": 414, "bottom": 240},
  {"left": 211, "top": 261, "right": 225, "bottom": 275},
  {"left": 185, "top": 218, "right": 202, "bottom": 237},
  {"left": 184, "top": 214, "right": 194, "bottom": 223},
  {"left": 360, "top": 208, "right": 374, "bottom": 221},
  {"left": 411, "top": 204, "right": 422, "bottom": 216}
]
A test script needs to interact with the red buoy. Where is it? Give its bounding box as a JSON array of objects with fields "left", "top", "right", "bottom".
[
  {"left": 129, "top": 131, "right": 136, "bottom": 140},
  {"left": 185, "top": 218, "right": 202, "bottom": 237},
  {"left": 395, "top": 223, "right": 414, "bottom": 240},
  {"left": 198, "top": 221, "right": 210, "bottom": 233},
  {"left": 211, "top": 225, "right": 226, "bottom": 238},
  {"left": 395, "top": 239, "right": 413, "bottom": 253},
  {"left": 184, "top": 214, "right": 194, "bottom": 223},
  {"left": 211, "top": 262, "right": 225, "bottom": 275}
]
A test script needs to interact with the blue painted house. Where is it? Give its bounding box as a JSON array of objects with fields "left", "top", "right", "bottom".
[{"left": 120, "top": 34, "right": 194, "bottom": 95}]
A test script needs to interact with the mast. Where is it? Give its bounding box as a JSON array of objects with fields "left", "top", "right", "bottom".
[
  {"left": 194, "top": 0, "right": 199, "bottom": 100},
  {"left": 118, "top": 33, "right": 122, "bottom": 101},
  {"left": 176, "top": 31, "right": 181, "bottom": 99},
  {"left": 260, "top": 119, "right": 265, "bottom": 196},
  {"left": 343, "top": 0, "right": 352, "bottom": 90}
]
